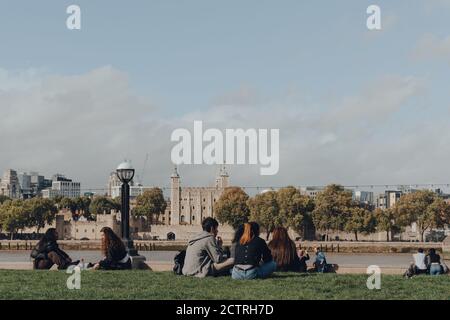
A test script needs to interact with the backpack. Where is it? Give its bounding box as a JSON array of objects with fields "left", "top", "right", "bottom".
[{"left": 173, "top": 250, "right": 186, "bottom": 275}]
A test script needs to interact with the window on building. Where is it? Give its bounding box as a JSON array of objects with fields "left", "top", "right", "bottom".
[
  {"left": 192, "top": 216, "right": 195, "bottom": 221},
  {"left": 181, "top": 215, "right": 185, "bottom": 223}
]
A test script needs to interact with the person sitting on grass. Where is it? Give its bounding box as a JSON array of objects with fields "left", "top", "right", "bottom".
[
  {"left": 212, "top": 224, "right": 245, "bottom": 273},
  {"left": 426, "top": 248, "right": 442, "bottom": 276},
  {"left": 31, "top": 228, "right": 77, "bottom": 270},
  {"left": 268, "top": 227, "right": 301, "bottom": 272},
  {"left": 298, "top": 249, "right": 310, "bottom": 273},
  {"left": 92, "top": 227, "right": 131, "bottom": 270},
  {"left": 413, "top": 248, "right": 428, "bottom": 275},
  {"left": 182, "top": 217, "right": 228, "bottom": 277},
  {"left": 232, "top": 222, "right": 276, "bottom": 280},
  {"left": 312, "top": 247, "right": 328, "bottom": 273}
]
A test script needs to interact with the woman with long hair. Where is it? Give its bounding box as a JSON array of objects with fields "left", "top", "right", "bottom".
[
  {"left": 268, "top": 227, "right": 301, "bottom": 272},
  {"left": 30, "top": 228, "right": 75, "bottom": 270},
  {"left": 231, "top": 222, "right": 276, "bottom": 280},
  {"left": 93, "top": 227, "right": 131, "bottom": 270}
]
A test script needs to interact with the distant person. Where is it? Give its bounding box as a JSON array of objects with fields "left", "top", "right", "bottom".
[
  {"left": 182, "top": 217, "right": 227, "bottom": 277},
  {"left": 93, "top": 227, "right": 131, "bottom": 270},
  {"left": 31, "top": 228, "right": 76, "bottom": 270},
  {"left": 426, "top": 248, "right": 442, "bottom": 276},
  {"left": 413, "top": 248, "right": 427, "bottom": 275},
  {"left": 313, "top": 247, "right": 328, "bottom": 273},
  {"left": 298, "top": 249, "right": 310, "bottom": 273},
  {"left": 268, "top": 227, "right": 301, "bottom": 272},
  {"left": 232, "top": 222, "right": 276, "bottom": 280}
]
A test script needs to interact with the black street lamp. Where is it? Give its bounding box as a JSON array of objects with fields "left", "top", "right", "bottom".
[{"left": 116, "top": 161, "right": 138, "bottom": 256}]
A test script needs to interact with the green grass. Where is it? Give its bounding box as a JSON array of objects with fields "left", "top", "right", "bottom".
[{"left": 0, "top": 270, "right": 449, "bottom": 300}]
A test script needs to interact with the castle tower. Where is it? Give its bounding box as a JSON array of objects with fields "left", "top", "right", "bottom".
[
  {"left": 170, "top": 166, "right": 181, "bottom": 225},
  {"left": 215, "top": 165, "right": 229, "bottom": 189}
]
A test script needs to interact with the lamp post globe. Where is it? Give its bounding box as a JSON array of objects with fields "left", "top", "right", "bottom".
[{"left": 116, "top": 161, "right": 137, "bottom": 256}]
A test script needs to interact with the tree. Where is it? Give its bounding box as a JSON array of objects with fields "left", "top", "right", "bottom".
[
  {"left": 59, "top": 197, "right": 77, "bottom": 216},
  {"left": 277, "top": 187, "right": 315, "bottom": 239},
  {"left": 75, "top": 196, "right": 92, "bottom": 219},
  {"left": 89, "top": 197, "right": 117, "bottom": 217},
  {"left": 214, "top": 187, "right": 250, "bottom": 229},
  {"left": 0, "top": 195, "right": 11, "bottom": 204},
  {"left": 26, "top": 198, "right": 58, "bottom": 234},
  {"left": 248, "top": 191, "right": 281, "bottom": 240},
  {"left": 374, "top": 208, "right": 396, "bottom": 242},
  {"left": 132, "top": 188, "right": 167, "bottom": 225},
  {"left": 393, "top": 190, "right": 448, "bottom": 242},
  {"left": 0, "top": 200, "right": 28, "bottom": 239},
  {"left": 345, "top": 207, "right": 376, "bottom": 241},
  {"left": 312, "top": 184, "right": 353, "bottom": 239}
]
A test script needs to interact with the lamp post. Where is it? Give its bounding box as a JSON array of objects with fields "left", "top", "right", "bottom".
[{"left": 116, "top": 161, "right": 138, "bottom": 256}]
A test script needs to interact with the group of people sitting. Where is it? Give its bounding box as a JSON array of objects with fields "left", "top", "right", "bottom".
[
  {"left": 404, "top": 248, "right": 448, "bottom": 278},
  {"left": 180, "top": 217, "right": 334, "bottom": 279},
  {"left": 31, "top": 227, "right": 132, "bottom": 270}
]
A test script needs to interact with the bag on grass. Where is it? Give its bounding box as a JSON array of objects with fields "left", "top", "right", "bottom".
[{"left": 173, "top": 250, "right": 186, "bottom": 275}]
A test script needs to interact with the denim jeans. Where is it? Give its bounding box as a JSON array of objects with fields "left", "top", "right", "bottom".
[
  {"left": 232, "top": 261, "right": 277, "bottom": 280},
  {"left": 429, "top": 264, "right": 442, "bottom": 276}
]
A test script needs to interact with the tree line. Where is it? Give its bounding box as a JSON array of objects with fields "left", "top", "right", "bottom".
[{"left": 213, "top": 185, "right": 450, "bottom": 242}]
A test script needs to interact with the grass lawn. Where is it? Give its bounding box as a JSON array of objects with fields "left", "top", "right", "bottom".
[{"left": 0, "top": 270, "right": 449, "bottom": 300}]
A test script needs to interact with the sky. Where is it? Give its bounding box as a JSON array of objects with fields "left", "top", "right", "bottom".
[{"left": 1, "top": 0, "right": 450, "bottom": 193}]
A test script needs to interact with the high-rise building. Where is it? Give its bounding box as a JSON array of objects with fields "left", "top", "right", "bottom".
[
  {"left": 42, "top": 175, "right": 81, "bottom": 199},
  {"left": 0, "top": 169, "right": 21, "bottom": 199}
]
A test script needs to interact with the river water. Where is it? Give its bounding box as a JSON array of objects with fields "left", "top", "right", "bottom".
[{"left": 0, "top": 250, "right": 414, "bottom": 267}]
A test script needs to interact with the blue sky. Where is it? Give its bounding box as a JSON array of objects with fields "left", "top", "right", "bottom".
[{"left": 0, "top": 0, "right": 450, "bottom": 191}]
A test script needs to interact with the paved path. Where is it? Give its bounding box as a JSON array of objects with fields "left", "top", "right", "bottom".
[{"left": 0, "top": 250, "right": 414, "bottom": 267}]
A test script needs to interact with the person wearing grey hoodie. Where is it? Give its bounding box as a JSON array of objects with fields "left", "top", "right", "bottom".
[{"left": 182, "top": 217, "right": 228, "bottom": 277}]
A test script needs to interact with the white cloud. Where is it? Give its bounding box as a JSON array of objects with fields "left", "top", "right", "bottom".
[{"left": 0, "top": 66, "right": 447, "bottom": 194}]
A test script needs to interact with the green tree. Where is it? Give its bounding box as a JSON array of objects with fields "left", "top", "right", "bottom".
[
  {"left": 59, "top": 197, "right": 77, "bottom": 216},
  {"left": 214, "top": 187, "right": 250, "bottom": 229},
  {"left": 345, "top": 207, "right": 376, "bottom": 241},
  {"left": 394, "top": 190, "right": 450, "bottom": 242},
  {"left": 374, "top": 208, "right": 398, "bottom": 242},
  {"left": 312, "top": 184, "right": 353, "bottom": 239},
  {"left": 0, "top": 195, "right": 11, "bottom": 204},
  {"left": 248, "top": 191, "right": 281, "bottom": 240},
  {"left": 75, "top": 196, "right": 92, "bottom": 219},
  {"left": 26, "top": 198, "right": 58, "bottom": 234},
  {"left": 89, "top": 197, "right": 117, "bottom": 217},
  {"left": 277, "top": 186, "right": 315, "bottom": 238},
  {"left": 0, "top": 200, "right": 28, "bottom": 239},
  {"left": 132, "top": 188, "right": 167, "bottom": 225}
]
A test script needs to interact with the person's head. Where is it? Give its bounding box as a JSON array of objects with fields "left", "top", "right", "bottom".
[
  {"left": 100, "top": 227, "right": 125, "bottom": 256},
  {"left": 42, "top": 228, "right": 58, "bottom": 243},
  {"left": 233, "top": 224, "right": 245, "bottom": 244},
  {"left": 250, "top": 222, "right": 260, "bottom": 237},
  {"left": 418, "top": 248, "right": 424, "bottom": 254},
  {"left": 268, "top": 227, "right": 296, "bottom": 267},
  {"left": 202, "top": 217, "right": 219, "bottom": 236},
  {"left": 240, "top": 223, "right": 255, "bottom": 245},
  {"left": 314, "top": 247, "right": 321, "bottom": 254},
  {"left": 299, "top": 249, "right": 306, "bottom": 257},
  {"left": 429, "top": 248, "right": 436, "bottom": 255}
]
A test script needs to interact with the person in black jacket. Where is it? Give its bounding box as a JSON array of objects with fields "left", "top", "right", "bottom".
[
  {"left": 31, "top": 228, "right": 75, "bottom": 270},
  {"left": 93, "top": 227, "right": 131, "bottom": 270},
  {"left": 232, "top": 222, "right": 276, "bottom": 280},
  {"left": 298, "top": 249, "right": 310, "bottom": 273},
  {"left": 268, "top": 227, "right": 301, "bottom": 272}
]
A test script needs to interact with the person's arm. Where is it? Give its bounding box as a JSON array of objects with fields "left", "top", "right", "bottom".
[
  {"left": 205, "top": 237, "right": 224, "bottom": 264},
  {"left": 305, "top": 254, "right": 310, "bottom": 261},
  {"left": 261, "top": 239, "right": 273, "bottom": 263}
]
